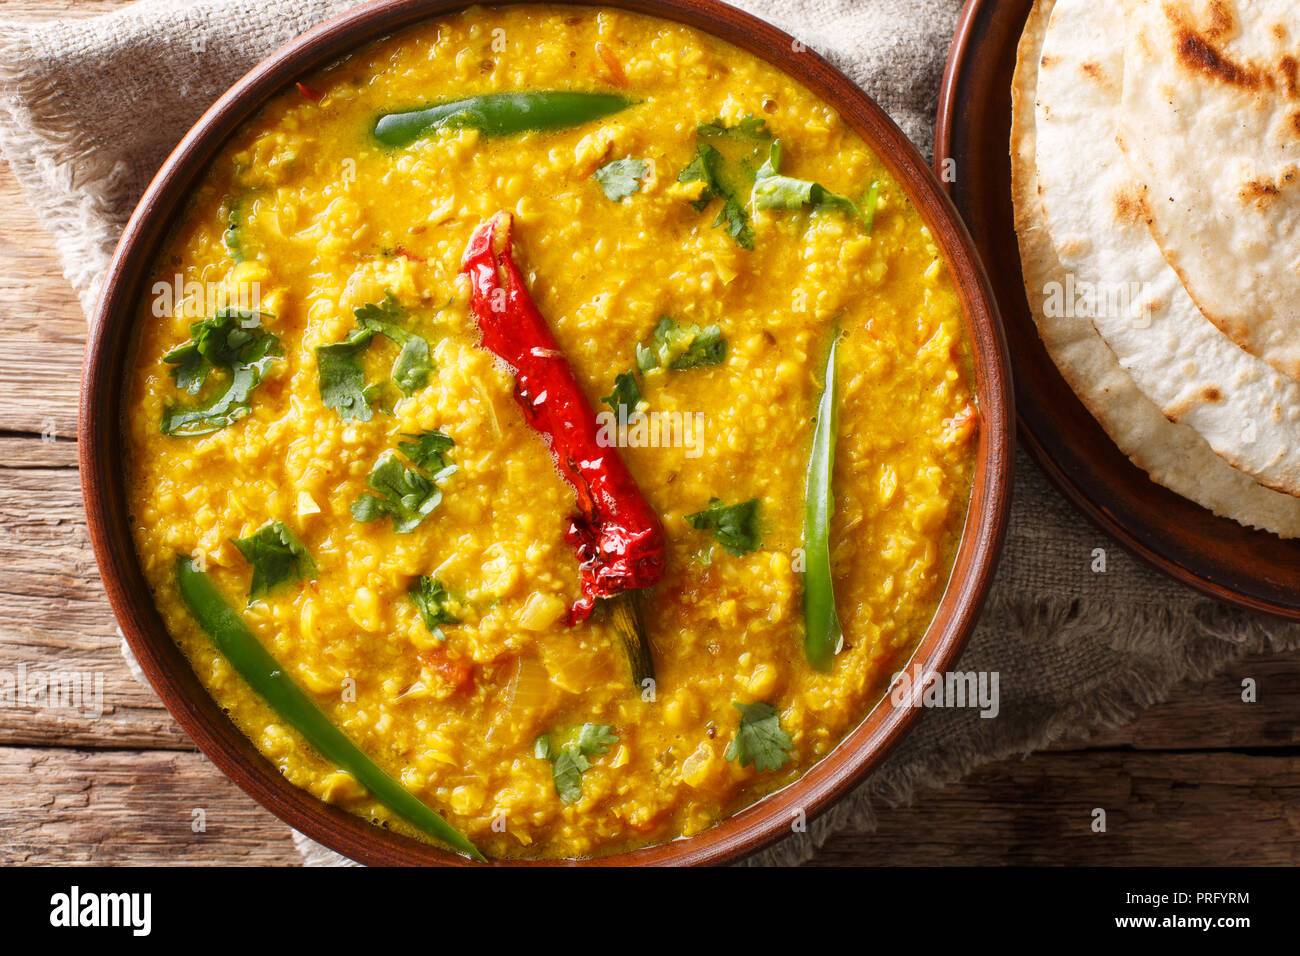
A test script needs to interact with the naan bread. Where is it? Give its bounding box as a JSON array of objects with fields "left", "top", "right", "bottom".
[
  {"left": 1035, "top": 0, "right": 1300, "bottom": 498},
  {"left": 1011, "top": 0, "right": 1300, "bottom": 536},
  {"left": 1119, "top": 0, "right": 1300, "bottom": 380}
]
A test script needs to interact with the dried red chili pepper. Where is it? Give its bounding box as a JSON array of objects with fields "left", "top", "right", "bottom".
[{"left": 461, "top": 212, "right": 665, "bottom": 684}]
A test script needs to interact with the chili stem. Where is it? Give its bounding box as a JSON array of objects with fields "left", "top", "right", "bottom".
[
  {"left": 605, "top": 591, "right": 654, "bottom": 688},
  {"left": 175, "top": 556, "right": 485, "bottom": 862}
]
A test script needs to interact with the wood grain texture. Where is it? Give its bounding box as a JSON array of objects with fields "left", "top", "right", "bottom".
[
  {"left": 5, "top": 743, "right": 1297, "bottom": 866},
  {"left": 814, "top": 751, "right": 1300, "bottom": 866},
  {"left": 0, "top": 746, "right": 300, "bottom": 865},
  {"left": 0, "top": 0, "right": 1297, "bottom": 866},
  {"left": 0, "top": 169, "right": 85, "bottom": 440},
  {"left": 4, "top": 0, "right": 137, "bottom": 21}
]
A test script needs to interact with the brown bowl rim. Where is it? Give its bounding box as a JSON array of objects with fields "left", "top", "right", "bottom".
[{"left": 79, "top": 0, "right": 1014, "bottom": 866}]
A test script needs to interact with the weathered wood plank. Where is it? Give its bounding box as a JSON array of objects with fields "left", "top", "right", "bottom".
[
  {"left": 0, "top": 165, "right": 87, "bottom": 440},
  {"left": 985, "top": 653, "right": 1300, "bottom": 754},
  {"left": 0, "top": 435, "right": 79, "bottom": 468},
  {"left": 1063, "top": 655, "right": 1300, "bottom": 751},
  {"left": 6, "top": 745, "right": 1298, "bottom": 865},
  {"left": 0, "top": 746, "right": 300, "bottom": 865},
  {"left": 4, "top": 0, "right": 135, "bottom": 22},
  {"left": 0, "top": 463, "right": 191, "bottom": 748},
  {"left": 813, "top": 750, "right": 1300, "bottom": 866}
]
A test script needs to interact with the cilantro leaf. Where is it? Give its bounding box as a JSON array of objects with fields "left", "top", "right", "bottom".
[
  {"left": 714, "top": 196, "right": 754, "bottom": 251},
  {"left": 566, "top": 723, "right": 619, "bottom": 756},
  {"left": 398, "top": 429, "right": 455, "bottom": 477},
  {"left": 316, "top": 328, "right": 377, "bottom": 422},
  {"left": 678, "top": 142, "right": 724, "bottom": 212},
  {"left": 162, "top": 308, "right": 268, "bottom": 395},
  {"left": 550, "top": 749, "right": 588, "bottom": 804},
  {"left": 409, "top": 575, "right": 458, "bottom": 639},
  {"left": 697, "top": 114, "right": 771, "bottom": 140},
  {"left": 724, "top": 701, "right": 793, "bottom": 772},
  {"left": 637, "top": 316, "right": 726, "bottom": 372},
  {"left": 677, "top": 129, "right": 758, "bottom": 249},
  {"left": 166, "top": 346, "right": 210, "bottom": 396},
  {"left": 350, "top": 450, "right": 444, "bottom": 533},
  {"left": 354, "top": 293, "right": 432, "bottom": 397},
  {"left": 535, "top": 723, "right": 619, "bottom": 804},
  {"left": 230, "top": 520, "right": 316, "bottom": 603},
  {"left": 593, "top": 158, "right": 649, "bottom": 201},
  {"left": 361, "top": 378, "right": 398, "bottom": 416},
  {"left": 751, "top": 140, "right": 876, "bottom": 230},
  {"left": 351, "top": 291, "right": 406, "bottom": 326},
  {"left": 685, "top": 497, "right": 761, "bottom": 555},
  {"left": 601, "top": 370, "right": 643, "bottom": 413},
  {"left": 351, "top": 430, "right": 456, "bottom": 532},
  {"left": 317, "top": 293, "right": 434, "bottom": 421},
  {"left": 160, "top": 309, "right": 283, "bottom": 437}
]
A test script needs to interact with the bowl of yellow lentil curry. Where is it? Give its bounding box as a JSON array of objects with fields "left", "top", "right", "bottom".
[{"left": 80, "top": 0, "right": 1012, "bottom": 865}]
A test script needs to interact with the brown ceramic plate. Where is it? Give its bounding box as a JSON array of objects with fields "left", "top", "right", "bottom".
[
  {"left": 81, "top": 0, "right": 1013, "bottom": 865},
  {"left": 936, "top": 0, "right": 1300, "bottom": 619}
]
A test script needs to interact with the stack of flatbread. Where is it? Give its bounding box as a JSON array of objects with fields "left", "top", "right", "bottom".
[{"left": 1012, "top": 0, "right": 1300, "bottom": 535}]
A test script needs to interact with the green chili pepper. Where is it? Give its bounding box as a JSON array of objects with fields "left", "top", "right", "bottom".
[
  {"left": 175, "top": 556, "right": 484, "bottom": 861},
  {"left": 374, "top": 91, "right": 635, "bottom": 147},
  {"left": 803, "top": 334, "right": 843, "bottom": 671}
]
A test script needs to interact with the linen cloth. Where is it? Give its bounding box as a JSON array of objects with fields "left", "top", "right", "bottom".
[{"left": 3, "top": 0, "right": 1296, "bottom": 866}]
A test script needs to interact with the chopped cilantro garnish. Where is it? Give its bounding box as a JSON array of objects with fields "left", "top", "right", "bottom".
[
  {"left": 316, "top": 328, "right": 376, "bottom": 422},
  {"left": 714, "top": 196, "right": 754, "bottom": 250},
  {"left": 398, "top": 429, "right": 456, "bottom": 477},
  {"left": 409, "top": 575, "right": 458, "bottom": 640},
  {"left": 230, "top": 520, "right": 316, "bottom": 603},
  {"left": 637, "top": 316, "right": 726, "bottom": 371},
  {"left": 350, "top": 430, "right": 455, "bottom": 533},
  {"left": 361, "top": 378, "right": 399, "bottom": 416},
  {"left": 697, "top": 115, "right": 771, "bottom": 139},
  {"left": 685, "top": 497, "right": 761, "bottom": 555},
  {"left": 678, "top": 143, "right": 725, "bottom": 212},
  {"left": 354, "top": 293, "right": 432, "bottom": 396},
  {"left": 593, "top": 158, "right": 649, "bottom": 201},
  {"left": 535, "top": 724, "right": 619, "bottom": 804},
  {"left": 351, "top": 450, "right": 444, "bottom": 533},
  {"left": 316, "top": 292, "right": 433, "bottom": 421},
  {"left": 164, "top": 307, "right": 266, "bottom": 394},
  {"left": 724, "top": 701, "right": 793, "bottom": 772},
  {"left": 751, "top": 140, "right": 877, "bottom": 230},
  {"left": 601, "top": 370, "right": 643, "bottom": 414},
  {"left": 160, "top": 308, "right": 283, "bottom": 437},
  {"left": 676, "top": 115, "right": 772, "bottom": 249}
]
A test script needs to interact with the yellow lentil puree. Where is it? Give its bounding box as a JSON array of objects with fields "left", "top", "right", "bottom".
[{"left": 124, "top": 3, "right": 977, "bottom": 859}]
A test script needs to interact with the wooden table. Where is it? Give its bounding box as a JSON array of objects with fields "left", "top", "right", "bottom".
[{"left": 2, "top": 0, "right": 1298, "bottom": 867}]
